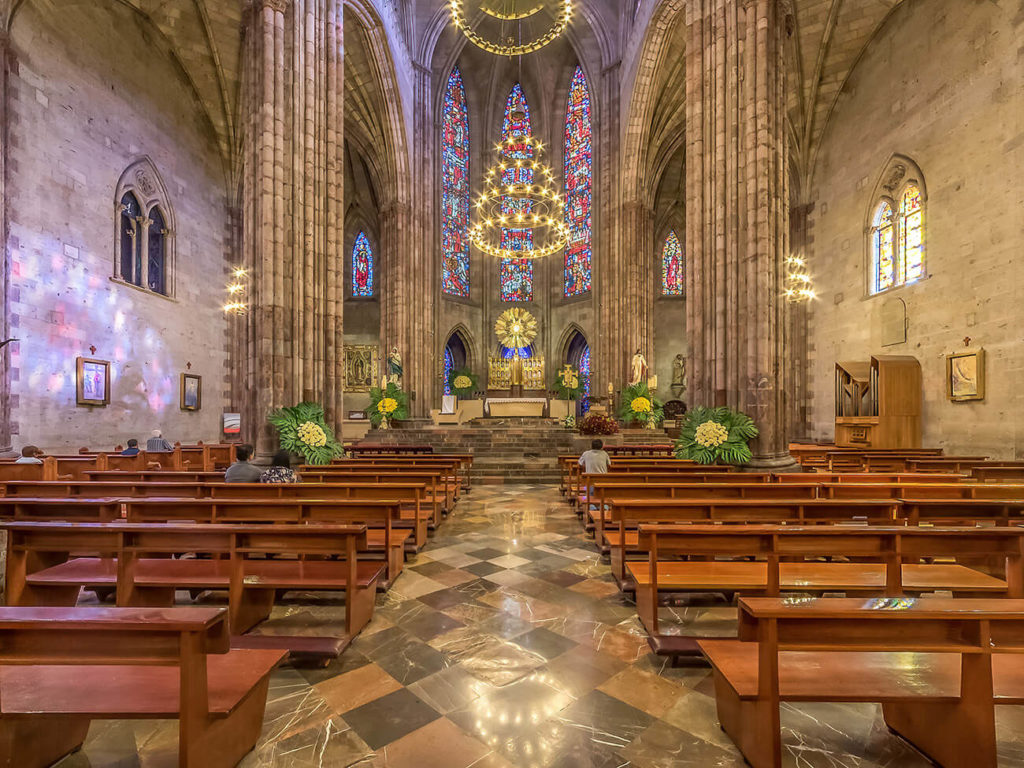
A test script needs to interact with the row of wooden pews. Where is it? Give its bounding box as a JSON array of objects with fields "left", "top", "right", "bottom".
[
  {"left": 0, "top": 444, "right": 472, "bottom": 767},
  {"left": 569, "top": 450, "right": 1024, "bottom": 767}
]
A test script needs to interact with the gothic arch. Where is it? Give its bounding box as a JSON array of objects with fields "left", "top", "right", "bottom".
[
  {"left": 864, "top": 154, "right": 927, "bottom": 231},
  {"left": 557, "top": 323, "right": 588, "bottom": 362},
  {"left": 112, "top": 157, "right": 176, "bottom": 296}
]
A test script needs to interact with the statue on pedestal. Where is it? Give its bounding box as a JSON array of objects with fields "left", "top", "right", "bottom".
[
  {"left": 629, "top": 348, "right": 648, "bottom": 386},
  {"left": 671, "top": 353, "right": 687, "bottom": 397},
  {"left": 387, "top": 347, "right": 403, "bottom": 385}
]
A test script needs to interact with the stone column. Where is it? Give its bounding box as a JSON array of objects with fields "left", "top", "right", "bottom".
[
  {"left": 619, "top": 199, "right": 655, "bottom": 382},
  {"left": 685, "top": 0, "right": 796, "bottom": 467},
  {"left": 594, "top": 63, "right": 621, "bottom": 394},
  {"left": 0, "top": 27, "right": 10, "bottom": 455},
  {"left": 239, "top": 0, "right": 345, "bottom": 454}
]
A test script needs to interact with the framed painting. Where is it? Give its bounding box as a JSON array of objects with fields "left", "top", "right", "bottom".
[
  {"left": 947, "top": 349, "right": 985, "bottom": 402},
  {"left": 344, "top": 345, "right": 378, "bottom": 392},
  {"left": 76, "top": 357, "right": 110, "bottom": 406},
  {"left": 223, "top": 413, "right": 241, "bottom": 436},
  {"left": 180, "top": 373, "right": 202, "bottom": 410}
]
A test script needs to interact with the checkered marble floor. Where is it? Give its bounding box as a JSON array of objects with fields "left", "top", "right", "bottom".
[{"left": 59, "top": 485, "right": 1024, "bottom": 767}]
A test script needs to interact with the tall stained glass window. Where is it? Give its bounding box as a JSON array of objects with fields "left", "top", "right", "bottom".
[
  {"left": 441, "top": 68, "right": 470, "bottom": 297},
  {"left": 563, "top": 67, "right": 592, "bottom": 297},
  {"left": 499, "top": 83, "right": 534, "bottom": 302},
  {"left": 871, "top": 203, "right": 896, "bottom": 294},
  {"left": 901, "top": 185, "right": 924, "bottom": 284},
  {"left": 662, "top": 230, "right": 684, "bottom": 296},
  {"left": 579, "top": 346, "right": 591, "bottom": 415},
  {"left": 352, "top": 231, "right": 374, "bottom": 297},
  {"left": 443, "top": 346, "right": 455, "bottom": 396}
]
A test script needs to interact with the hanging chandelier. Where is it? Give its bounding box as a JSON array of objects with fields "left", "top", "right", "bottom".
[
  {"left": 468, "top": 126, "right": 568, "bottom": 261},
  {"left": 783, "top": 255, "right": 815, "bottom": 303},
  {"left": 449, "top": 0, "right": 572, "bottom": 57},
  {"left": 223, "top": 266, "right": 249, "bottom": 314}
]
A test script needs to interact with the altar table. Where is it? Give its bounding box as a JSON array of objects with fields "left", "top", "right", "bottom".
[{"left": 485, "top": 398, "right": 548, "bottom": 418}]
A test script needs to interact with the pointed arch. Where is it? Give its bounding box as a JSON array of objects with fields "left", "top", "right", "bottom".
[
  {"left": 661, "top": 230, "right": 684, "bottom": 296},
  {"left": 442, "top": 325, "right": 474, "bottom": 396},
  {"left": 865, "top": 155, "right": 927, "bottom": 295},
  {"left": 113, "top": 157, "right": 175, "bottom": 297},
  {"left": 351, "top": 231, "right": 374, "bottom": 297},
  {"left": 563, "top": 65, "right": 593, "bottom": 298},
  {"left": 441, "top": 66, "right": 471, "bottom": 297},
  {"left": 561, "top": 325, "right": 592, "bottom": 415},
  {"left": 498, "top": 83, "right": 534, "bottom": 302}
]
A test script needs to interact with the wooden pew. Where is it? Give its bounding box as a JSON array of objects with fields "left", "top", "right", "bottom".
[
  {"left": 605, "top": 444, "right": 675, "bottom": 457},
  {"left": 973, "top": 465, "right": 1024, "bottom": 482},
  {"left": 576, "top": 471, "right": 772, "bottom": 510},
  {"left": 899, "top": 497, "right": 1024, "bottom": 526},
  {"left": 347, "top": 443, "right": 434, "bottom": 455},
  {"left": 569, "top": 459, "right": 740, "bottom": 502},
  {"left": 0, "top": 605, "right": 283, "bottom": 768},
  {"left": 3, "top": 521, "right": 384, "bottom": 658},
  {"left": 329, "top": 454, "right": 473, "bottom": 492},
  {"left": 774, "top": 471, "right": 964, "bottom": 484},
  {"left": 632, "top": 524, "right": 1024, "bottom": 656},
  {"left": 606, "top": 498, "right": 901, "bottom": 585},
  {"left": 904, "top": 456, "right": 992, "bottom": 474},
  {"left": 0, "top": 497, "right": 123, "bottom": 521},
  {"left": 701, "top": 597, "right": 1024, "bottom": 768}
]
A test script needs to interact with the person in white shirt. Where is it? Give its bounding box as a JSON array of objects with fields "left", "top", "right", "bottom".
[
  {"left": 14, "top": 445, "right": 44, "bottom": 464},
  {"left": 146, "top": 429, "right": 174, "bottom": 452},
  {"left": 578, "top": 439, "right": 611, "bottom": 475}
]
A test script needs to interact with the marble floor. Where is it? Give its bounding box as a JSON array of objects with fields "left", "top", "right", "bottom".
[{"left": 59, "top": 484, "right": 1024, "bottom": 767}]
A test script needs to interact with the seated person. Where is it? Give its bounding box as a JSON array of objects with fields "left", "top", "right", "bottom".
[
  {"left": 146, "top": 429, "right": 173, "bottom": 452},
  {"left": 225, "top": 444, "right": 263, "bottom": 483},
  {"left": 260, "top": 450, "right": 299, "bottom": 484},
  {"left": 578, "top": 438, "right": 611, "bottom": 475},
  {"left": 120, "top": 439, "right": 140, "bottom": 456},
  {"left": 14, "top": 445, "right": 44, "bottom": 464}
]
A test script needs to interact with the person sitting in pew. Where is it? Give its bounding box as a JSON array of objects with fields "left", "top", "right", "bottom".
[
  {"left": 146, "top": 429, "right": 173, "bottom": 452},
  {"left": 260, "top": 450, "right": 299, "bottom": 484},
  {"left": 225, "top": 444, "right": 263, "bottom": 483},
  {"left": 120, "top": 439, "right": 140, "bottom": 456},
  {"left": 579, "top": 439, "right": 611, "bottom": 475},
  {"left": 14, "top": 445, "right": 44, "bottom": 464}
]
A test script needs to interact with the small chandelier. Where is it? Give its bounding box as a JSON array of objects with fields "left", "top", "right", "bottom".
[
  {"left": 783, "top": 255, "right": 815, "bottom": 303},
  {"left": 449, "top": 0, "right": 572, "bottom": 57},
  {"left": 223, "top": 266, "right": 249, "bottom": 314},
  {"left": 469, "top": 129, "right": 568, "bottom": 261}
]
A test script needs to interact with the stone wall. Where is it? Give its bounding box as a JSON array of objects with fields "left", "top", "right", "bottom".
[
  {"left": 807, "top": 0, "right": 1024, "bottom": 458},
  {"left": 5, "top": 1, "right": 229, "bottom": 452}
]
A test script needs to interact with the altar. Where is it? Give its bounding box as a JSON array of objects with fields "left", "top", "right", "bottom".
[{"left": 485, "top": 397, "right": 548, "bottom": 418}]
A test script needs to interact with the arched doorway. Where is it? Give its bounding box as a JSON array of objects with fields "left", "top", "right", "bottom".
[
  {"left": 563, "top": 330, "right": 592, "bottom": 416},
  {"left": 442, "top": 331, "right": 470, "bottom": 395}
]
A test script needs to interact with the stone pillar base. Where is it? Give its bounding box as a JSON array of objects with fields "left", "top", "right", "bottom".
[{"left": 743, "top": 455, "right": 803, "bottom": 474}]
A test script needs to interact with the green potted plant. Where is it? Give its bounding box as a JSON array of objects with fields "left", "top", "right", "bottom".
[
  {"left": 367, "top": 382, "right": 409, "bottom": 430},
  {"left": 447, "top": 368, "right": 479, "bottom": 399},
  {"left": 268, "top": 402, "right": 345, "bottom": 465},
  {"left": 674, "top": 406, "right": 759, "bottom": 465},
  {"left": 619, "top": 382, "right": 664, "bottom": 430}
]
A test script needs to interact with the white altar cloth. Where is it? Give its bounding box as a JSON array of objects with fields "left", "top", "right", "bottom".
[{"left": 485, "top": 398, "right": 548, "bottom": 417}]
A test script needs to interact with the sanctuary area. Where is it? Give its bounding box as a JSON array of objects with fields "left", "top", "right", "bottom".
[{"left": 0, "top": 0, "right": 1022, "bottom": 766}]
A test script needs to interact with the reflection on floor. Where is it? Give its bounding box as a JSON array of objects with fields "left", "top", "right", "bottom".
[{"left": 59, "top": 485, "right": 1024, "bottom": 767}]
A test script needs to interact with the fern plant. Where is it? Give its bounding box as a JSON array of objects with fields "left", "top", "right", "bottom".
[
  {"left": 268, "top": 402, "right": 344, "bottom": 465},
  {"left": 366, "top": 382, "right": 409, "bottom": 428},
  {"left": 447, "top": 368, "right": 478, "bottom": 398},
  {"left": 674, "top": 406, "right": 759, "bottom": 465}
]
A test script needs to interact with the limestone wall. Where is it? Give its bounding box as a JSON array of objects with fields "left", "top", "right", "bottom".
[
  {"left": 5, "top": 1, "right": 229, "bottom": 452},
  {"left": 806, "top": 0, "right": 1024, "bottom": 458}
]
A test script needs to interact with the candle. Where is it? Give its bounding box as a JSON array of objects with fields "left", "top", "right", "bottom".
[{"left": 607, "top": 382, "right": 614, "bottom": 394}]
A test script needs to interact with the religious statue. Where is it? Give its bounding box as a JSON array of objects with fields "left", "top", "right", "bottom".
[
  {"left": 629, "top": 348, "right": 648, "bottom": 386},
  {"left": 387, "top": 347, "right": 403, "bottom": 385},
  {"left": 671, "top": 354, "right": 687, "bottom": 397}
]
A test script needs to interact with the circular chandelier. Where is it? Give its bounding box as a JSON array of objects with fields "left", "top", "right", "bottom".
[
  {"left": 783, "top": 254, "right": 815, "bottom": 303},
  {"left": 468, "top": 133, "right": 568, "bottom": 261},
  {"left": 495, "top": 307, "right": 538, "bottom": 349},
  {"left": 449, "top": 0, "right": 572, "bottom": 57}
]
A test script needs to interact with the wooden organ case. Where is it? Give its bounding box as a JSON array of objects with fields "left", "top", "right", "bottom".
[{"left": 835, "top": 355, "right": 922, "bottom": 448}]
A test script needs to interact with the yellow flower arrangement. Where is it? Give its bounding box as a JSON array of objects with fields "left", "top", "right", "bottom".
[
  {"left": 695, "top": 420, "right": 729, "bottom": 448},
  {"left": 630, "top": 396, "right": 652, "bottom": 414},
  {"left": 297, "top": 420, "right": 327, "bottom": 448},
  {"left": 453, "top": 375, "right": 473, "bottom": 390},
  {"left": 378, "top": 397, "right": 398, "bottom": 415}
]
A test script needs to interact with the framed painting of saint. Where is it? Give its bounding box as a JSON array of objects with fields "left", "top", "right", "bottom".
[
  {"left": 946, "top": 349, "right": 984, "bottom": 402},
  {"left": 76, "top": 357, "right": 110, "bottom": 406},
  {"left": 181, "top": 373, "right": 202, "bottom": 411}
]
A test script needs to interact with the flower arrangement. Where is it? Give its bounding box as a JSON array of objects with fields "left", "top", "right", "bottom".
[
  {"left": 562, "top": 414, "right": 577, "bottom": 429},
  {"left": 447, "top": 368, "right": 479, "bottom": 398},
  {"left": 553, "top": 365, "right": 584, "bottom": 401},
  {"left": 674, "top": 406, "right": 759, "bottom": 465},
  {"left": 619, "top": 382, "right": 664, "bottom": 428},
  {"left": 579, "top": 411, "right": 619, "bottom": 436},
  {"left": 268, "top": 402, "right": 344, "bottom": 465},
  {"left": 367, "top": 382, "right": 409, "bottom": 429}
]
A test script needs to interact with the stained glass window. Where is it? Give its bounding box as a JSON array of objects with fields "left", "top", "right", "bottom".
[
  {"left": 441, "top": 68, "right": 470, "bottom": 297},
  {"left": 662, "top": 231, "right": 684, "bottom": 296},
  {"left": 147, "top": 206, "right": 167, "bottom": 295},
  {"left": 872, "top": 203, "right": 896, "bottom": 293},
  {"left": 119, "top": 192, "right": 142, "bottom": 286},
  {"left": 352, "top": 231, "right": 373, "bottom": 297},
  {"left": 901, "top": 185, "right": 924, "bottom": 284},
  {"left": 499, "top": 83, "right": 534, "bottom": 302},
  {"left": 563, "top": 67, "right": 593, "bottom": 297},
  {"left": 579, "top": 345, "right": 591, "bottom": 415},
  {"left": 443, "top": 346, "right": 454, "bottom": 396}
]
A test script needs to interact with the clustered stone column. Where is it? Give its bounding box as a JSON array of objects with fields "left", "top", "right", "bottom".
[
  {"left": 618, "top": 199, "right": 655, "bottom": 382},
  {"left": 684, "top": 0, "right": 796, "bottom": 467},
  {"left": 238, "top": 0, "right": 346, "bottom": 454},
  {"left": 0, "top": 25, "right": 11, "bottom": 455}
]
